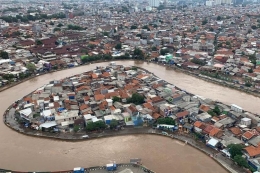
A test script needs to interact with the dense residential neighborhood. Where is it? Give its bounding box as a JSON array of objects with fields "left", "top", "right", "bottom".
[
  {"left": 2, "top": 0, "right": 260, "bottom": 172},
  {"left": 4, "top": 62, "right": 260, "bottom": 172},
  {"left": 1, "top": 1, "right": 260, "bottom": 91}
]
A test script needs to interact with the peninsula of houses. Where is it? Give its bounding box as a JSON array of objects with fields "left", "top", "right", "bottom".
[{"left": 5, "top": 62, "right": 260, "bottom": 172}]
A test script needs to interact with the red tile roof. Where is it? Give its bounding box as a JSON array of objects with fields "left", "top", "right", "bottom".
[{"left": 176, "top": 111, "right": 189, "bottom": 118}]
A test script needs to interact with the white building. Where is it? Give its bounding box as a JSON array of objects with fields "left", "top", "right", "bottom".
[
  {"left": 148, "top": 0, "right": 160, "bottom": 7},
  {"left": 206, "top": 0, "right": 214, "bottom": 6},
  {"left": 231, "top": 104, "right": 243, "bottom": 113}
]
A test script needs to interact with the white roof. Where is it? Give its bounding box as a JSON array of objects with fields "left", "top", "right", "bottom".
[
  {"left": 207, "top": 138, "right": 219, "bottom": 147},
  {"left": 40, "top": 121, "right": 57, "bottom": 128},
  {"left": 84, "top": 114, "right": 93, "bottom": 120},
  {"left": 242, "top": 117, "right": 251, "bottom": 121},
  {"left": 231, "top": 104, "right": 242, "bottom": 110},
  {"left": 42, "top": 110, "right": 52, "bottom": 117},
  {"left": 19, "top": 108, "right": 32, "bottom": 117},
  {"left": 53, "top": 96, "right": 59, "bottom": 101}
]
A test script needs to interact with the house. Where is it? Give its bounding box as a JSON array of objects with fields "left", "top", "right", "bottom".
[
  {"left": 209, "top": 127, "right": 223, "bottom": 138},
  {"left": 229, "top": 127, "right": 242, "bottom": 137},
  {"left": 193, "top": 121, "right": 206, "bottom": 133},
  {"left": 182, "top": 123, "right": 193, "bottom": 133},
  {"left": 242, "top": 131, "right": 255, "bottom": 142},
  {"left": 244, "top": 145, "right": 260, "bottom": 158},
  {"left": 214, "top": 117, "right": 236, "bottom": 129},
  {"left": 221, "top": 135, "right": 243, "bottom": 147},
  {"left": 126, "top": 105, "right": 138, "bottom": 116},
  {"left": 196, "top": 112, "right": 212, "bottom": 122},
  {"left": 206, "top": 138, "right": 220, "bottom": 149},
  {"left": 55, "top": 110, "right": 79, "bottom": 126},
  {"left": 176, "top": 110, "right": 189, "bottom": 121}
]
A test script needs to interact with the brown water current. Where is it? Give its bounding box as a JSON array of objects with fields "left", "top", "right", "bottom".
[{"left": 1, "top": 61, "right": 258, "bottom": 172}]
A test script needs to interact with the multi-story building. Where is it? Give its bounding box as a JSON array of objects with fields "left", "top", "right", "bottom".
[{"left": 148, "top": 0, "right": 160, "bottom": 7}]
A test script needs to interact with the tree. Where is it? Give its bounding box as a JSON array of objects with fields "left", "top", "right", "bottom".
[
  {"left": 130, "top": 25, "right": 137, "bottom": 30},
  {"left": 90, "top": 37, "right": 95, "bottom": 41},
  {"left": 50, "top": 21, "right": 54, "bottom": 25},
  {"left": 234, "top": 155, "right": 249, "bottom": 168},
  {"left": 127, "top": 93, "right": 144, "bottom": 105},
  {"left": 112, "top": 96, "right": 121, "bottom": 103},
  {"left": 133, "top": 48, "right": 144, "bottom": 59},
  {"left": 115, "top": 43, "right": 122, "bottom": 50},
  {"left": 103, "top": 32, "right": 109, "bottom": 36},
  {"left": 251, "top": 25, "right": 257, "bottom": 30},
  {"left": 53, "top": 28, "right": 61, "bottom": 32},
  {"left": 217, "top": 16, "right": 222, "bottom": 21},
  {"left": 227, "top": 144, "right": 244, "bottom": 159},
  {"left": 245, "top": 82, "right": 252, "bottom": 87},
  {"left": 209, "top": 27, "right": 214, "bottom": 32},
  {"left": 110, "top": 119, "right": 118, "bottom": 129},
  {"left": 88, "top": 44, "right": 96, "bottom": 49},
  {"left": 0, "top": 51, "right": 9, "bottom": 59},
  {"left": 248, "top": 68, "right": 253, "bottom": 73},
  {"left": 142, "top": 25, "right": 150, "bottom": 31},
  {"left": 73, "top": 125, "right": 80, "bottom": 132},
  {"left": 57, "top": 23, "right": 63, "bottom": 27},
  {"left": 157, "top": 117, "right": 175, "bottom": 125},
  {"left": 26, "top": 63, "right": 36, "bottom": 73},
  {"left": 160, "top": 48, "right": 170, "bottom": 55},
  {"left": 36, "top": 40, "right": 43, "bottom": 45},
  {"left": 40, "top": 19, "right": 45, "bottom": 22},
  {"left": 86, "top": 121, "right": 106, "bottom": 131},
  {"left": 152, "top": 46, "right": 157, "bottom": 51},
  {"left": 202, "top": 19, "right": 208, "bottom": 25},
  {"left": 191, "top": 58, "right": 206, "bottom": 66}
]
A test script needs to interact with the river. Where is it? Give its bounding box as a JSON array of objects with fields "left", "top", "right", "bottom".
[{"left": 1, "top": 60, "right": 258, "bottom": 172}]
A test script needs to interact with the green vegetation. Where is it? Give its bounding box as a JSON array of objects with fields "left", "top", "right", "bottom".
[
  {"left": 142, "top": 25, "right": 150, "bottom": 31},
  {"left": 26, "top": 63, "right": 36, "bottom": 72},
  {"left": 73, "top": 125, "right": 80, "bottom": 132},
  {"left": 53, "top": 28, "right": 61, "bottom": 32},
  {"left": 36, "top": 40, "right": 43, "bottom": 45},
  {"left": 68, "top": 24, "right": 84, "bottom": 30},
  {"left": 191, "top": 58, "right": 206, "bottom": 66},
  {"left": 0, "top": 13, "right": 66, "bottom": 23},
  {"left": 0, "top": 51, "right": 9, "bottom": 59},
  {"left": 131, "top": 66, "right": 138, "bottom": 71},
  {"left": 228, "top": 144, "right": 243, "bottom": 158},
  {"left": 207, "top": 106, "right": 221, "bottom": 116},
  {"left": 57, "top": 23, "right": 63, "bottom": 27},
  {"left": 127, "top": 93, "right": 144, "bottom": 105},
  {"left": 130, "top": 25, "right": 137, "bottom": 30},
  {"left": 81, "top": 54, "right": 112, "bottom": 63},
  {"left": 133, "top": 48, "right": 144, "bottom": 59},
  {"left": 157, "top": 117, "right": 175, "bottom": 125},
  {"left": 200, "top": 71, "right": 232, "bottom": 82},
  {"left": 160, "top": 48, "right": 170, "bottom": 55},
  {"left": 202, "top": 19, "right": 208, "bottom": 25},
  {"left": 217, "top": 16, "right": 222, "bottom": 21},
  {"left": 33, "top": 113, "right": 40, "bottom": 118},
  {"left": 152, "top": 46, "right": 157, "bottom": 51},
  {"left": 86, "top": 121, "right": 107, "bottom": 131},
  {"left": 109, "top": 119, "right": 118, "bottom": 129},
  {"left": 103, "top": 32, "right": 109, "bottom": 36},
  {"left": 245, "top": 82, "right": 252, "bottom": 87},
  {"left": 88, "top": 44, "right": 96, "bottom": 49},
  {"left": 248, "top": 68, "right": 253, "bottom": 73},
  {"left": 115, "top": 43, "right": 122, "bottom": 50},
  {"left": 112, "top": 96, "right": 121, "bottom": 103}
]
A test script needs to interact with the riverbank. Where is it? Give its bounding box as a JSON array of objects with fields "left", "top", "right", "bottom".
[
  {"left": 0, "top": 60, "right": 259, "bottom": 100},
  {"left": 1, "top": 61, "right": 256, "bottom": 173},
  {"left": 3, "top": 114, "right": 243, "bottom": 173},
  {"left": 0, "top": 163, "right": 155, "bottom": 173}
]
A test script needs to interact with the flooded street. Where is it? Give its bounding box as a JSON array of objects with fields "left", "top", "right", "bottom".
[{"left": 0, "top": 60, "right": 258, "bottom": 172}]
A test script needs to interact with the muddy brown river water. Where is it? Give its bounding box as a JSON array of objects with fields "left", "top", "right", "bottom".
[{"left": 1, "top": 61, "right": 258, "bottom": 172}]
